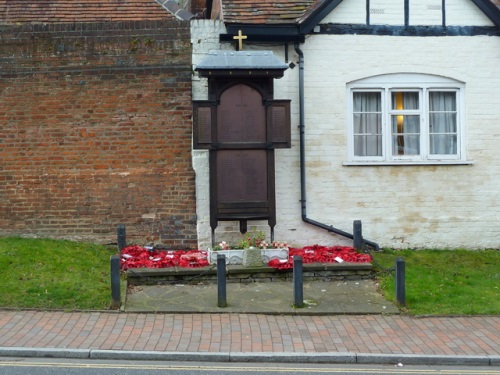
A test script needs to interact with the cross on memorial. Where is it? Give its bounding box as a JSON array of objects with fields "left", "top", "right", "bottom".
[{"left": 233, "top": 30, "right": 247, "bottom": 51}]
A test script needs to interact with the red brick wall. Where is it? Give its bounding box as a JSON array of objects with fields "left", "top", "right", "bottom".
[
  {"left": 0, "top": 21, "right": 198, "bottom": 248},
  {"left": 190, "top": 0, "right": 207, "bottom": 17}
]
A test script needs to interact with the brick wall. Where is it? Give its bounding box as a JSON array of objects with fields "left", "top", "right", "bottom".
[{"left": 0, "top": 20, "right": 198, "bottom": 248}]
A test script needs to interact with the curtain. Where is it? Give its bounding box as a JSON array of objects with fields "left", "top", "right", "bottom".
[
  {"left": 429, "top": 92, "right": 457, "bottom": 155},
  {"left": 391, "top": 92, "right": 420, "bottom": 156},
  {"left": 353, "top": 92, "right": 382, "bottom": 156}
]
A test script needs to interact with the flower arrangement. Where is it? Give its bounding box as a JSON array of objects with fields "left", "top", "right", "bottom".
[{"left": 212, "top": 230, "right": 288, "bottom": 250}]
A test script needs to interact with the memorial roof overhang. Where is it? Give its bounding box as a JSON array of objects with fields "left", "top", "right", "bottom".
[{"left": 195, "top": 50, "right": 288, "bottom": 78}]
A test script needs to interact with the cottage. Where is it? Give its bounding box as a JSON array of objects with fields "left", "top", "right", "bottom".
[{"left": 192, "top": 0, "right": 500, "bottom": 249}]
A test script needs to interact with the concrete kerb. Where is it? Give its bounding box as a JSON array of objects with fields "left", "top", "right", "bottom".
[
  {"left": 0, "top": 348, "right": 498, "bottom": 366},
  {"left": 355, "top": 353, "right": 493, "bottom": 366},
  {"left": 0, "top": 347, "right": 90, "bottom": 359},
  {"left": 228, "top": 352, "right": 356, "bottom": 364},
  {"left": 90, "top": 350, "right": 230, "bottom": 362}
]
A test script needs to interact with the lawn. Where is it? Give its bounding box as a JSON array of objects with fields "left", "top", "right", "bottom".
[
  {"left": 0, "top": 237, "right": 117, "bottom": 310},
  {"left": 372, "top": 249, "right": 500, "bottom": 315},
  {"left": 0, "top": 237, "right": 498, "bottom": 314}
]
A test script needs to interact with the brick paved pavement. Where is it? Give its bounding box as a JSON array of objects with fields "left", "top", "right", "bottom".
[{"left": 0, "top": 311, "right": 498, "bottom": 357}]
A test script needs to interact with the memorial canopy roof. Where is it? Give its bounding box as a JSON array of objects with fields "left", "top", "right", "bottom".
[{"left": 195, "top": 50, "right": 288, "bottom": 78}]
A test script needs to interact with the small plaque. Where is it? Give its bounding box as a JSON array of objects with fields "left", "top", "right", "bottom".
[
  {"left": 268, "top": 100, "right": 291, "bottom": 148},
  {"left": 192, "top": 100, "right": 215, "bottom": 149},
  {"left": 197, "top": 107, "right": 212, "bottom": 144}
]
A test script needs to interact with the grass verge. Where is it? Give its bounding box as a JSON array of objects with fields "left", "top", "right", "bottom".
[
  {"left": 0, "top": 237, "right": 117, "bottom": 310},
  {"left": 1, "top": 237, "right": 498, "bottom": 314},
  {"left": 372, "top": 249, "right": 500, "bottom": 315}
]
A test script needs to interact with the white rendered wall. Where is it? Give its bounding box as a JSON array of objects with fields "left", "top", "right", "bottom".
[
  {"left": 286, "top": 34, "right": 500, "bottom": 249},
  {"left": 191, "top": 20, "right": 500, "bottom": 249},
  {"left": 409, "top": 0, "right": 443, "bottom": 25},
  {"left": 321, "top": 0, "right": 494, "bottom": 27},
  {"left": 322, "top": 0, "right": 366, "bottom": 24},
  {"left": 446, "top": 0, "right": 494, "bottom": 26}
]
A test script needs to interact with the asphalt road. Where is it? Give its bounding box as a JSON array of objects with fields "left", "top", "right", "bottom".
[{"left": 0, "top": 359, "right": 498, "bottom": 375}]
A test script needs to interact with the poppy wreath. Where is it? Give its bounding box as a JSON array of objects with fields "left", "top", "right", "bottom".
[
  {"left": 120, "top": 246, "right": 209, "bottom": 270},
  {"left": 120, "top": 244, "right": 371, "bottom": 270},
  {"left": 267, "top": 245, "right": 371, "bottom": 270}
]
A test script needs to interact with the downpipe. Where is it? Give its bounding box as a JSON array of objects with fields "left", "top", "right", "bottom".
[{"left": 293, "top": 43, "right": 379, "bottom": 252}]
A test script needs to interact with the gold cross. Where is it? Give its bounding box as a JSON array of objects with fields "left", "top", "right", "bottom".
[{"left": 233, "top": 30, "right": 247, "bottom": 51}]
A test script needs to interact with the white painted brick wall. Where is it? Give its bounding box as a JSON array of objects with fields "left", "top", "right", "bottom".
[
  {"left": 280, "top": 34, "right": 500, "bottom": 249},
  {"left": 410, "top": 0, "right": 443, "bottom": 25},
  {"left": 322, "top": 0, "right": 366, "bottom": 24},
  {"left": 446, "top": 0, "right": 494, "bottom": 26},
  {"left": 368, "top": 0, "right": 405, "bottom": 25},
  {"left": 192, "top": 20, "right": 500, "bottom": 250},
  {"left": 321, "top": 0, "right": 494, "bottom": 27}
]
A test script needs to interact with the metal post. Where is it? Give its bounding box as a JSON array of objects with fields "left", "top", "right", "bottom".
[
  {"left": 217, "top": 254, "right": 227, "bottom": 308},
  {"left": 353, "top": 220, "right": 363, "bottom": 250},
  {"left": 395, "top": 257, "right": 406, "bottom": 307},
  {"left": 117, "top": 224, "right": 126, "bottom": 251},
  {"left": 110, "top": 254, "right": 121, "bottom": 310},
  {"left": 293, "top": 255, "right": 304, "bottom": 308}
]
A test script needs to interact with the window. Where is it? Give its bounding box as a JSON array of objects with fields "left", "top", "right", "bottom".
[{"left": 347, "top": 74, "right": 466, "bottom": 164}]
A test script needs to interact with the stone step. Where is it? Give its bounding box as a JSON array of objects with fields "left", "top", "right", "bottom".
[{"left": 126, "top": 263, "right": 374, "bottom": 285}]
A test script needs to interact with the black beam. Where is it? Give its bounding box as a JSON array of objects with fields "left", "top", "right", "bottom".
[
  {"left": 299, "top": 0, "right": 344, "bottom": 34},
  {"left": 220, "top": 33, "right": 304, "bottom": 44},
  {"left": 470, "top": 0, "right": 500, "bottom": 27},
  {"left": 320, "top": 23, "right": 500, "bottom": 36},
  {"left": 404, "top": 0, "right": 409, "bottom": 26}
]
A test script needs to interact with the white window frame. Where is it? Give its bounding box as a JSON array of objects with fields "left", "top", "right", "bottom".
[{"left": 345, "top": 73, "right": 469, "bottom": 165}]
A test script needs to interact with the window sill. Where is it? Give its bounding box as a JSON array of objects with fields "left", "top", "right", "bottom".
[{"left": 343, "top": 160, "right": 474, "bottom": 166}]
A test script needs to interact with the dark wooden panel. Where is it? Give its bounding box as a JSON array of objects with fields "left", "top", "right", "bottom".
[
  {"left": 216, "top": 149, "right": 268, "bottom": 203},
  {"left": 192, "top": 100, "right": 215, "bottom": 149},
  {"left": 217, "top": 84, "right": 266, "bottom": 143},
  {"left": 267, "top": 99, "right": 291, "bottom": 148}
]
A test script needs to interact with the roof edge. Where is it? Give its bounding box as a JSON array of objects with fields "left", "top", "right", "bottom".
[
  {"left": 298, "top": 0, "right": 344, "bottom": 34},
  {"left": 155, "top": 0, "right": 195, "bottom": 21},
  {"left": 470, "top": 0, "right": 500, "bottom": 27}
]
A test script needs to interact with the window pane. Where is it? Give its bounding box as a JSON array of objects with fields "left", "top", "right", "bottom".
[
  {"left": 430, "top": 134, "right": 457, "bottom": 154},
  {"left": 354, "top": 135, "right": 382, "bottom": 156},
  {"left": 353, "top": 92, "right": 382, "bottom": 156},
  {"left": 430, "top": 113, "right": 457, "bottom": 133},
  {"left": 391, "top": 115, "right": 420, "bottom": 155},
  {"left": 429, "top": 92, "right": 456, "bottom": 111},
  {"left": 429, "top": 91, "right": 458, "bottom": 155},
  {"left": 392, "top": 135, "right": 420, "bottom": 155},
  {"left": 353, "top": 92, "right": 381, "bottom": 111},
  {"left": 391, "top": 115, "right": 420, "bottom": 133},
  {"left": 392, "top": 91, "right": 419, "bottom": 110},
  {"left": 354, "top": 113, "right": 381, "bottom": 134}
]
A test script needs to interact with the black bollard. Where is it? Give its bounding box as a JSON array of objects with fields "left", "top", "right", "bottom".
[
  {"left": 395, "top": 257, "right": 406, "bottom": 307},
  {"left": 353, "top": 220, "right": 363, "bottom": 250},
  {"left": 293, "top": 255, "right": 304, "bottom": 308},
  {"left": 117, "top": 224, "right": 126, "bottom": 251},
  {"left": 217, "top": 254, "right": 227, "bottom": 308},
  {"left": 110, "top": 254, "right": 121, "bottom": 310}
]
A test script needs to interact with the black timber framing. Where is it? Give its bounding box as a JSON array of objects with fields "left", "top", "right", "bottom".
[
  {"left": 221, "top": 24, "right": 304, "bottom": 44},
  {"left": 297, "top": 0, "right": 500, "bottom": 32},
  {"left": 220, "top": 0, "right": 499, "bottom": 44},
  {"left": 320, "top": 23, "right": 500, "bottom": 36},
  {"left": 298, "top": 0, "right": 343, "bottom": 34},
  {"left": 471, "top": 0, "right": 500, "bottom": 27}
]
